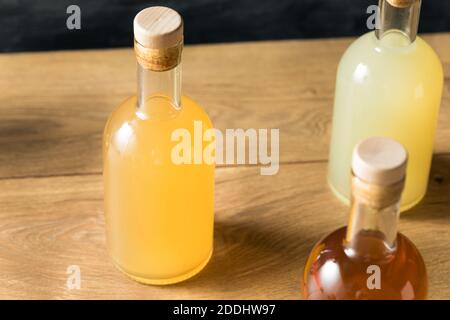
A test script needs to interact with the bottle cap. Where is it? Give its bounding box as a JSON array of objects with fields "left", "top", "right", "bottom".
[
  {"left": 133, "top": 6, "right": 183, "bottom": 49},
  {"left": 133, "top": 7, "right": 183, "bottom": 71},
  {"left": 387, "top": 0, "right": 417, "bottom": 8},
  {"left": 352, "top": 137, "right": 408, "bottom": 186}
]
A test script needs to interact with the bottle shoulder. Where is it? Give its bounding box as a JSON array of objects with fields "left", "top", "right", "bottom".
[
  {"left": 335, "top": 33, "right": 444, "bottom": 94},
  {"left": 103, "top": 95, "right": 214, "bottom": 159},
  {"left": 306, "top": 226, "right": 425, "bottom": 267},
  {"left": 104, "top": 95, "right": 213, "bottom": 134},
  {"left": 180, "top": 95, "right": 214, "bottom": 129},
  {"left": 415, "top": 36, "right": 444, "bottom": 75},
  {"left": 338, "top": 32, "right": 443, "bottom": 74},
  {"left": 103, "top": 96, "right": 136, "bottom": 137},
  {"left": 107, "top": 96, "right": 211, "bottom": 125}
]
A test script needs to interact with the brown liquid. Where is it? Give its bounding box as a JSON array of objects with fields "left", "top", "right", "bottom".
[{"left": 302, "top": 227, "right": 427, "bottom": 300}]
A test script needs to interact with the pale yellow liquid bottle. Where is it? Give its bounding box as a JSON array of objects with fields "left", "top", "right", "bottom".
[
  {"left": 103, "top": 7, "right": 214, "bottom": 285},
  {"left": 328, "top": 0, "right": 443, "bottom": 211}
]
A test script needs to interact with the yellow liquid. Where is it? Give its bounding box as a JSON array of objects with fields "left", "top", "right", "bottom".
[
  {"left": 328, "top": 31, "right": 443, "bottom": 211},
  {"left": 103, "top": 95, "right": 214, "bottom": 284}
]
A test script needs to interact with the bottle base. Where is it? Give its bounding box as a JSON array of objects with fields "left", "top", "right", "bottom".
[
  {"left": 327, "top": 176, "right": 425, "bottom": 213},
  {"left": 111, "top": 249, "right": 213, "bottom": 285}
]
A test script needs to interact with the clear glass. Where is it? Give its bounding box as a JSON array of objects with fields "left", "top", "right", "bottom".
[
  {"left": 328, "top": 0, "right": 443, "bottom": 211},
  {"left": 376, "top": 0, "right": 421, "bottom": 42},
  {"left": 103, "top": 61, "right": 214, "bottom": 285},
  {"left": 346, "top": 189, "right": 400, "bottom": 251},
  {"left": 302, "top": 176, "right": 427, "bottom": 300},
  {"left": 137, "top": 63, "right": 181, "bottom": 116}
]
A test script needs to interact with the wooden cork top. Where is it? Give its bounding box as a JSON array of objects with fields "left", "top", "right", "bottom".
[
  {"left": 387, "top": 0, "right": 417, "bottom": 8},
  {"left": 133, "top": 6, "right": 183, "bottom": 49},
  {"left": 352, "top": 137, "right": 408, "bottom": 186},
  {"left": 133, "top": 7, "right": 184, "bottom": 71},
  {"left": 351, "top": 137, "right": 408, "bottom": 208}
]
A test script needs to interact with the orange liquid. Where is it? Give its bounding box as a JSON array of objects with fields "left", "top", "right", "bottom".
[
  {"left": 103, "top": 95, "right": 214, "bottom": 284},
  {"left": 302, "top": 227, "right": 427, "bottom": 299}
]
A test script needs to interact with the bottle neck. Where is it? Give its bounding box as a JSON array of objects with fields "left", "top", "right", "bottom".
[
  {"left": 376, "top": 0, "right": 421, "bottom": 43},
  {"left": 136, "top": 63, "right": 182, "bottom": 119},
  {"left": 345, "top": 175, "right": 403, "bottom": 257}
]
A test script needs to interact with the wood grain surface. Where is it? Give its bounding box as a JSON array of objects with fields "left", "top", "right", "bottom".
[{"left": 0, "top": 34, "right": 449, "bottom": 299}]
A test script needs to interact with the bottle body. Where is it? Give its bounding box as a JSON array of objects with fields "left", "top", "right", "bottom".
[
  {"left": 302, "top": 227, "right": 427, "bottom": 300},
  {"left": 307, "top": 136, "right": 427, "bottom": 299},
  {"left": 328, "top": 31, "right": 443, "bottom": 211},
  {"left": 103, "top": 95, "right": 214, "bottom": 284}
]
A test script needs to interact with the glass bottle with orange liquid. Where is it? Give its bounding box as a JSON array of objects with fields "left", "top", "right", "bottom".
[
  {"left": 103, "top": 7, "right": 214, "bottom": 285},
  {"left": 328, "top": 0, "right": 443, "bottom": 211},
  {"left": 303, "top": 137, "right": 427, "bottom": 300}
]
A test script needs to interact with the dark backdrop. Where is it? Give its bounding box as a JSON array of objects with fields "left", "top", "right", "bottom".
[{"left": 1, "top": 0, "right": 449, "bottom": 52}]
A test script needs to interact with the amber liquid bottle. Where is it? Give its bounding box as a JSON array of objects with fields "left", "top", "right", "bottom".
[
  {"left": 303, "top": 137, "right": 427, "bottom": 299},
  {"left": 103, "top": 7, "right": 214, "bottom": 285}
]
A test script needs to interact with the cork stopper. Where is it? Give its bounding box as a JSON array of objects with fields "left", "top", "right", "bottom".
[
  {"left": 352, "top": 137, "right": 407, "bottom": 186},
  {"left": 133, "top": 7, "right": 183, "bottom": 71},
  {"left": 134, "top": 7, "right": 183, "bottom": 49},
  {"left": 386, "top": 0, "right": 417, "bottom": 8},
  {"left": 351, "top": 137, "right": 408, "bottom": 208}
]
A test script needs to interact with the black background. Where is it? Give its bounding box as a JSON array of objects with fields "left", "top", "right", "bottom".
[{"left": 1, "top": 0, "right": 449, "bottom": 52}]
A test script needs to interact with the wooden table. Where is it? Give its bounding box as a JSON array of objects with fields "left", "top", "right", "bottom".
[{"left": 0, "top": 34, "right": 449, "bottom": 300}]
